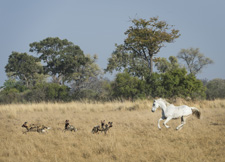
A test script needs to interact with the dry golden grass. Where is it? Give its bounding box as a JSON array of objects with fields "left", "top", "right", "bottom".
[{"left": 0, "top": 99, "right": 225, "bottom": 162}]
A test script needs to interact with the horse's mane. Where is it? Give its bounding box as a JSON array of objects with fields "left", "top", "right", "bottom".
[{"left": 158, "top": 98, "right": 171, "bottom": 107}]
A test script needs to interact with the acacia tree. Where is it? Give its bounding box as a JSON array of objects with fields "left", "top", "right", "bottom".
[
  {"left": 29, "top": 37, "right": 90, "bottom": 85},
  {"left": 106, "top": 17, "right": 180, "bottom": 77},
  {"left": 5, "top": 52, "right": 43, "bottom": 87},
  {"left": 177, "top": 48, "right": 213, "bottom": 76}
]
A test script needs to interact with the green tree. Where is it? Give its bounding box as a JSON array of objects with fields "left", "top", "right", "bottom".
[
  {"left": 145, "top": 72, "right": 165, "bottom": 98},
  {"left": 106, "top": 17, "right": 180, "bottom": 77},
  {"left": 105, "top": 44, "right": 150, "bottom": 79},
  {"left": 112, "top": 72, "right": 146, "bottom": 100},
  {"left": 160, "top": 68, "right": 205, "bottom": 99},
  {"left": 145, "top": 68, "right": 206, "bottom": 99},
  {"left": 206, "top": 79, "right": 225, "bottom": 99},
  {"left": 2, "top": 78, "right": 27, "bottom": 92},
  {"left": 177, "top": 48, "right": 213, "bottom": 76},
  {"left": 28, "top": 83, "right": 70, "bottom": 102},
  {"left": 5, "top": 52, "right": 43, "bottom": 87},
  {"left": 29, "top": 37, "right": 90, "bottom": 85},
  {"left": 0, "top": 88, "right": 20, "bottom": 104}
]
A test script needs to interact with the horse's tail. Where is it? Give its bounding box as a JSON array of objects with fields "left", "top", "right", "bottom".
[{"left": 191, "top": 107, "right": 201, "bottom": 119}]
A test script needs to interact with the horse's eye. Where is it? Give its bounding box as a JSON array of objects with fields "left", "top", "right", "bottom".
[{"left": 153, "top": 104, "right": 155, "bottom": 106}]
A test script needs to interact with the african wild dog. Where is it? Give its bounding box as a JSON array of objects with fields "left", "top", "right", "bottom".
[
  {"left": 92, "top": 121, "right": 113, "bottom": 134},
  {"left": 22, "top": 122, "right": 50, "bottom": 134},
  {"left": 91, "top": 125, "right": 100, "bottom": 134},
  {"left": 91, "top": 120, "right": 105, "bottom": 134},
  {"left": 103, "top": 122, "right": 113, "bottom": 134},
  {"left": 63, "top": 120, "right": 77, "bottom": 132}
]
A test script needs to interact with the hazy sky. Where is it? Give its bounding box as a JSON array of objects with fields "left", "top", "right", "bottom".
[{"left": 1, "top": 0, "right": 224, "bottom": 87}]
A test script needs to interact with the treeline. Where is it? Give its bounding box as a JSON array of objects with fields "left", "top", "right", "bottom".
[
  {"left": 1, "top": 17, "right": 223, "bottom": 103},
  {"left": 1, "top": 66, "right": 224, "bottom": 104}
]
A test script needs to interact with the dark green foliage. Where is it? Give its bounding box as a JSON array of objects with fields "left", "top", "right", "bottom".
[
  {"left": 145, "top": 73, "right": 165, "bottom": 98},
  {"left": 23, "top": 83, "right": 70, "bottom": 102},
  {"left": 145, "top": 68, "right": 206, "bottom": 99},
  {"left": 5, "top": 52, "right": 42, "bottom": 87},
  {"left": 0, "top": 79, "right": 28, "bottom": 104},
  {"left": 29, "top": 37, "right": 90, "bottom": 85},
  {"left": 32, "top": 83, "right": 70, "bottom": 102},
  {"left": 161, "top": 69, "right": 206, "bottom": 99},
  {"left": 205, "top": 79, "right": 225, "bottom": 99},
  {"left": 0, "top": 82, "right": 70, "bottom": 103},
  {"left": 0, "top": 88, "right": 20, "bottom": 104},
  {"left": 111, "top": 72, "right": 146, "bottom": 101},
  {"left": 110, "top": 69, "right": 205, "bottom": 101},
  {"left": 3, "top": 79, "right": 27, "bottom": 92}
]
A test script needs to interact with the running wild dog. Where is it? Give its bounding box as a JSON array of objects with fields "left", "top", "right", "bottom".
[
  {"left": 64, "top": 120, "right": 77, "bottom": 132},
  {"left": 103, "top": 122, "right": 113, "bottom": 134},
  {"left": 91, "top": 125, "right": 100, "bottom": 134},
  {"left": 22, "top": 122, "right": 50, "bottom": 134},
  {"left": 92, "top": 121, "right": 113, "bottom": 134}
]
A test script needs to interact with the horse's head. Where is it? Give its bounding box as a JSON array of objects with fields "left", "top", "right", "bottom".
[
  {"left": 152, "top": 98, "right": 169, "bottom": 112},
  {"left": 151, "top": 100, "right": 159, "bottom": 112}
]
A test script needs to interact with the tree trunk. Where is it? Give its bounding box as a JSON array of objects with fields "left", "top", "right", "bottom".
[
  {"left": 24, "top": 76, "right": 29, "bottom": 88},
  {"left": 150, "top": 55, "right": 153, "bottom": 75}
]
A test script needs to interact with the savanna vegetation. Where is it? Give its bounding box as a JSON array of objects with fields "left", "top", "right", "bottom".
[{"left": 0, "top": 99, "right": 225, "bottom": 162}]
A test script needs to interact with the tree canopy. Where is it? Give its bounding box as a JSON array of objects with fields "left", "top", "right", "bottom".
[
  {"left": 106, "top": 17, "right": 180, "bottom": 77},
  {"left": 177, "top": 48, "right": 213, "bottom": 76},
  {"left": 154, "top": 56, "right": 180, "bottom": 73},
  {"left": 29, "top": 37, "right": 90, "bottom": 85},
  {"left": 5, "top": 52, "right": 43, "bottom": 87}
]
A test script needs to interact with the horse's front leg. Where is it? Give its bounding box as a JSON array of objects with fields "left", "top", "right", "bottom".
[
  {"left": 158, "top": 117, "right": 164, "bottom": 129},
  {"left": 163, "top": 117, "right": 172, "bottom": 128}
]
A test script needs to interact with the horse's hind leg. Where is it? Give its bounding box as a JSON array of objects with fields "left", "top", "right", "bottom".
[
  {"left": 176, "top": 116, "right": 188, "bottom": 130},
  {"left": 176, "top": 116, "right": 184, "bottom": 130}
]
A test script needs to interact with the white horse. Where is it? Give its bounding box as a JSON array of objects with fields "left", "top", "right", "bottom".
[{"left": 151, "top": 98, "right": 201, "bottom": 130}]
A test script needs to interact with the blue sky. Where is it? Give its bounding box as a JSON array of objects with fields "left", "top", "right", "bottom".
[{"left": 0, "top": 0, "right": 224, "bottom": 86}]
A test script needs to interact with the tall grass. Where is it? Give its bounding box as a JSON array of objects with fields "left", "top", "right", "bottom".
[{"left": 0, "top": 99, "right": 225, "bottom": 162}]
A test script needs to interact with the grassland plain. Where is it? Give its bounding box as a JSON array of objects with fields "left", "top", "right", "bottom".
[{"left": 0, "top": 99, "right": 225, "bottom": 162}]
